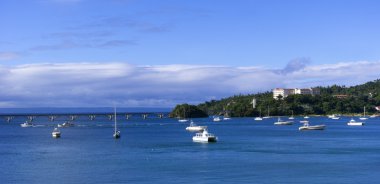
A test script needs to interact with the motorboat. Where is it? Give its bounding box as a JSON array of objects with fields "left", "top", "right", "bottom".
[
  {"left": 192, "top": 129, "right": 217, "bottom": 143},
  {"left": 254, "top": 117, "right": 263, "bottom": 121},
  {"left": 52, "top": 128, "right": 61, "bottom": 138},
  {"left": 328, "top": 114, "right": 340, "bottom": 120},
  {"left": 186, "top": 121, "right": 207, "bottom": 132},
  {"left": 347, "top": 118, "right": 364, "bottom": 126},
  {"left": 304, "top": 116, "right": 310, "bottom": 119},
  {"left": 20, "top": 121, "right": 34, "bottom": 127},
  {"left": 274, "top": 117, "right": 293, "bottom": 125},
  {"left": 213, "top": 116, "right": 221, "bottom": 122},
  {"left": 178, "top": 119, "right": 189, "bottom": 123},
  {"left": 223, "top": 117, "right": 231, "bottom": 120},
  {"left": 113, "top": 107, "right": 120, "bottom": 139},
  {"left": 370, "top": 114, "right": 377, "bottom": 118},
  {"left": 58, "top": 121, "right": 75, "bottom": 128},
  {"left": 299, "top": 121, "right": 325, "bottom": 130}
]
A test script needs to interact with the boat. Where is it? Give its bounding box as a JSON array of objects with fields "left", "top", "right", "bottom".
[
  {"left": 57, "top": 121, "right": 75, "bottom": 128},
  {"left": 20, "top": 121, "right": 34, "bottom": 127},
  {"left": 359, "top": 106, "right": 368, "bottom": 120},
  {"left": 299, "top": 121, "right": 325, "bottom": 130},
  {"left": 255, "top": 108, "right": 263, "bottom": 121},
  {"left": 304, "top": 116, "right": 310, "bottom": 119},
  {"left": 186, "top": 121, "right": 207, "bottom": 132},
  {"left": 213, "top": 116, "right": 221, "bottom": 122},
  {"left": 263, "top": 106, "right": 270, "bottom": 119},
  {"left": 370, "top": 114, "right": 377, "bottom": 118},
  {"left": 347, "top": 118, "right": 364, "bottom": 126},
  {"left": 274, "top": 117, "right": 293, "bottom": 125},
  {"left": 223, "top": 117, "right": 231, "bottom": 120},
  {"left": 52, "top": 128, "right": 61, "bottom": 138},
  {"left": 288, "top": 110, "right": 295, "bottom": 120},
  {"left": 113, "top": 107, "right": 121, "bottom": 139},
  {"left": 328, "top": 114, "right": 340, "bottom": 120},
  {"left": 192, "top": 129, "right": 217, "bottom": 143},
  {"left": 178, "top": 119, "right": 189, "bottom": 123}
]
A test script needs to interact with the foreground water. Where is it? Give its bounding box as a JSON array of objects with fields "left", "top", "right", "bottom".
[{"left": 1, "top": 114, "right": 379, "bottom": 184}]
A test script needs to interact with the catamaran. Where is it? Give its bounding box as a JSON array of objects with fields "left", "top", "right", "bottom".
[{"left": 192, "top": 129, "right": 217, "bottom": 143}]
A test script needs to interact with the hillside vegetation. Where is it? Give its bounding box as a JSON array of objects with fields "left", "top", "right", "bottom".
[{"left": 194, "top": 79, "right": 380, "bottom": 117}]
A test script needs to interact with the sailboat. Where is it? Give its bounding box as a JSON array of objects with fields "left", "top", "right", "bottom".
[
  {"left": 359, "top": 106, "right": 368, "bottom": 120},
  {"left": 254, "top": 108, "right": 263, "bottom": 121},
  {"left": 288, "top": 110, "right": 295, "bottom": 120},
  {"left": 113, "top": 107, "right": 121, "bottom": 139},
  {"left": 263, "top": 106, "right": 270, "bottom": 119}
]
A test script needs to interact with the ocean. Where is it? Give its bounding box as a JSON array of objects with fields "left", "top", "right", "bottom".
[{"left": 1, "top": 110, "right": 379, "bottom": 184}]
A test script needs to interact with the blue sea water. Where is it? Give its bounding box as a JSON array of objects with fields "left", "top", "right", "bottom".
[{"left": 1, "top": 112, "right": 380, "bottom": 184}]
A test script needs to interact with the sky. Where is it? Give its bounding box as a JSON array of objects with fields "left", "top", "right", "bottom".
[{"left": 0, "top": 0, "right": 380, "bottom": 107}]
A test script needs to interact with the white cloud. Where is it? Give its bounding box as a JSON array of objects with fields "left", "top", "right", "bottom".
[
  {"left": 0, "top": 52, "right": 20, "bottom": 61},
  {"left": 0, "top": 61, "right": 379, "bottom": 107}
]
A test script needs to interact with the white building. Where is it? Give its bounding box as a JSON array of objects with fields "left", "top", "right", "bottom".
[{"left": 273, "top": 88, "right": 320, "bottom": 99}]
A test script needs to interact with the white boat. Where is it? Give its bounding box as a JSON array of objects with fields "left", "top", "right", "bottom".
[
  {"left": 58, "top": 121, "right": 75, "bottom": 128},
  {"left": 254, "top": 117, "right": 263, "bottom": 121},
  {"left": 328, "top": 114, "right": 340, "bottom": 120},
  {"left": 359, "top": 106, "right": 368, "bottom": 120},
  {"left": 192, "top": 129, "right": 217, "bottom": 143},
  {"left": 178, "top": 119, "right": 189, "bottom": 123},
  {"left": 289, "top": 110, "right": 295, "bottom": 120},
  {"left": 263, "top": 106, "right": 270, "bottom": 118},
  {"left": 20, "top": 121, "right": 34, "bottom": 127},
  {"left": 186, "top": 121, "right": 207, "bottom": 132},
  {"left": 347, "top": 118, "right": 364, "bottom": 126},
  {"left": 304, "top": 116, "right": 310, "bottom": 119},
  {"left": 213, "top": 116, "right": 221, "bottom": 122},
  {"left": 299, "top": 121, "right": 325, "bottom": 130},
  {"left": 52, "top": 128, "right": 61, "bottom": 138},
  {"left": 255, "top": 109, "right": 263, "bottom": 121},
  {"left": 223, "top": 117, "right": 231, "bottom": 120},
  {"left": 274, "top": 117, "right": 293, "bottom": 125},
  {"left": 370, "top": 114, "right": 377, "bottom": 118},
  {"left": 113, "top": 107, "right": 121, "bottom": 139}
]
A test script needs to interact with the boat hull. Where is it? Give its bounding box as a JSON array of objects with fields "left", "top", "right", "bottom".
[
  {"left": 52, "top": 133, "right": 61, "bottom": 138},
  {"left": 192, "top": 137, "right": 217, "bottom": 143},
  {"left": 274, "top": 122, "right": 293, "bottom": 125},
  {"left": 186, "top": 126, "right": 206, "bottom": 132},
  {"left": 347, "top": 122, "right": 364, "bottom": 126},
  {"left": 299, "top": 125, "right": 325, "bottom": 130}
]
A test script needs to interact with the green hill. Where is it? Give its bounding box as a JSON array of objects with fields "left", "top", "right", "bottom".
[{"left": 193, "top": 79, "right": 380, "bottom": 117}]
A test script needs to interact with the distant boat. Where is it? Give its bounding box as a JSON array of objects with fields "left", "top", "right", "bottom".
[
  {"left": 20, "top": 121, "right": 34, "bottom": 128},
  {"left": 304, "top": 116, "right": 310, "bottom": 119},
  {"left": 113, "top": 107, "right": 120, "bottom": 139},
  {"left": 213, "top": 116, "right": 221, "bottom": 122},
  {"left": 255, "top": 108, "right": 263, "bottom": 121},
  {"left": 299, "top": 121, "right": 325, "bottom": 130},
  {"left": 347, "top": 118, "right": 364, "bottom": 126},
  {"left": 192, "top": 129, "right": 217, "bottom": 143},
  {"left": 370, "top": 114, "right": 377, "bottom": 118},
  {"left": 274, "top": 117, "right": 293, "bottom": 125},
  {"left": 186, "top": 121, "right": 207, "bottom": 132},
  {"left": 359, "top": 106, "right": 368, "bottom": 120},
  {"left": 58, "top": 121, "right": 74, "bottom": 128},
  {"left": 52, "top": 128, "right": 61, "bottom": 138},
  {"left": 288, "top": 110, "right": 295, "bottom": 120},
  {"left": 263, "top": 106, "right": 270, "bottom": 119},
  {"left": 223, "top": 117, "right": 231, "bottom": 120},
  {"left": 178, "top": 119, "right": 189, "bottom": 123}
]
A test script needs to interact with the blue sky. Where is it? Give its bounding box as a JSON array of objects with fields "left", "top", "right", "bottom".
[{"left": 1, "top": 0, "right": 380, "bottom": 107}]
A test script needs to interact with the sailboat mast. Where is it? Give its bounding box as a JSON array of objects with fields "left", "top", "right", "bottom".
[{"left": 114, "top": 106, "right": 117, "bottom": 133}]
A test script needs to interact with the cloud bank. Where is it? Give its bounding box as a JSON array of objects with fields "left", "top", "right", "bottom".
[{"left": 0, "top": 60, "right": 379, "bottom": 107}]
